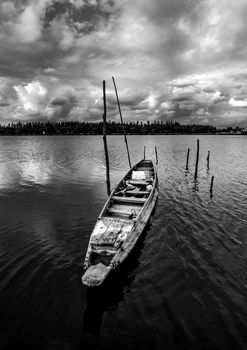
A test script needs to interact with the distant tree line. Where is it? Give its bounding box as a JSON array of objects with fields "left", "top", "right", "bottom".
[{"left": 0, "top": 120, "right": 245, "bottom": 135}]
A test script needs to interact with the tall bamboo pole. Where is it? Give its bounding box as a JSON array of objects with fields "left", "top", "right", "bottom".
[
  {"left": 194, "top": 139, "right": 199, "bottom": 180},
  {"left": 112, "top": 77, "right": 132, "bottom": 168},
  {"left": 186, "top": 148, "right": 190, "bottom": 170},
  {"left": 102, "top": 80, "right": 111, "bottom": 196}
]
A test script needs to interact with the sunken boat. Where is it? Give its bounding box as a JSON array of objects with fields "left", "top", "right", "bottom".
[{"left": 82, "top": 159, "right": 158, "bottom": 287}]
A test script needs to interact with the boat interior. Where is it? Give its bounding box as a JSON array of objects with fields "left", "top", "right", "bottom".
[
  {"left": 87, "top": 161, "right": 156, "bottom": 268},
  {"left": 106, "top": 160, "right": 155, "bottom": 220}
]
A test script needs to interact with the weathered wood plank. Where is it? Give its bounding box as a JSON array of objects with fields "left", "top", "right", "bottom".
[
  {"left": 112, "top": 196, "right": 146, "bottom": 204},
  {"left": 125, "top": 190, "right": 149, "bottom": 195},
  {"left": 128, "top": 180, "right": 149, "bottom": 186},
  {"left": 107, "top": 208, "right": 133, "bottom": 218}
]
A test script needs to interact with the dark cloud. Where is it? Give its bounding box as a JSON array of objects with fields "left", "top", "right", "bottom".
[
  {"left": 48, "top": 92, "right": 78, "bottom": 120},
  {"left": 106, "top": 90, "right": 147, "bottom": 107},
  {"left": 51, "top": 96, "right": 69, "bottom": 106},
  {"left": 171, "top": 93, "right": 194, "bottom": 102},
  {"left": 137, "top": 0, "right": 204, "bottom": 25},
  {"left": 0, "top": 0, "right": 247, "bottom": 126},
  {"left": 44, "top": 0, "right": 114, "bottom": 35}
]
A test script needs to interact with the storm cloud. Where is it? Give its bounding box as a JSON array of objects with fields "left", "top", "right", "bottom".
[{"left": 0, "top": 0, "right": 247, "bottom": 126}]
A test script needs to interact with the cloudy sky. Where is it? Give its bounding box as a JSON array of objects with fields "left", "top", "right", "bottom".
[{"left": 0, "top": 0, "right": 247, "bottom": 127}]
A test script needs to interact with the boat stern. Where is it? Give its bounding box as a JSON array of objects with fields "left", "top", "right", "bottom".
[{"left": 82, "top": 263, "right": 110, "bottom": 287}]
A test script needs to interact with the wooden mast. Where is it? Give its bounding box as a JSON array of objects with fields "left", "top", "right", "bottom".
[
  {"left": 102, "top": 80, "right": 111, "bottom": 196},
  {"left": 112, "top": 76, "right": 132, "bottom": 168}
]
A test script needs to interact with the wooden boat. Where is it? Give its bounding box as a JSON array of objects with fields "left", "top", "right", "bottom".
[{"left": 82, "top": 159, "right": 158, "bottom": 287}]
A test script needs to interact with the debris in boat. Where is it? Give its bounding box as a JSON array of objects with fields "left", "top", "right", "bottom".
[{"left": 132, "top": 171, "right": 146, "bottom": 180}]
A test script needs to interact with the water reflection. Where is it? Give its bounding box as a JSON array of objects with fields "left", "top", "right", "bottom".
[
  {"left": 20, "top": 159, "right": 53, "bottom": 185},
  {"left": 0, "top": 135, "right": 247, "bottom": 350},
  {"left": 83, "top": 227, "right": 148, "bottom": 336},
  {"left": 0, "top": 162, "right": 15, "bottom": 190},
  {"left": 192, "top": 179, "right": 199, "bottom": 193},
  {"left": 0, "top": 136, "right": 111, "bottom": 192}
]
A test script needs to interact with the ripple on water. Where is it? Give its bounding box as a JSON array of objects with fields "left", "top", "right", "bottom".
[{"left": 0, "top": 135, "right": 247, "bottom": 350}]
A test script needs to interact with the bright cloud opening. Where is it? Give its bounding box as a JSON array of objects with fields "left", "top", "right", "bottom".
[
  {"left": 229, "top": 97, "right": 247, "bottom": 108},
  {"left": 14, "top": 81, "right": 48, "bottom": 113}
]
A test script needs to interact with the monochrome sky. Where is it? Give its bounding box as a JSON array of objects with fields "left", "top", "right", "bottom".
[{"left": 1, "top": 0, "right": 247, "bottom": 126}]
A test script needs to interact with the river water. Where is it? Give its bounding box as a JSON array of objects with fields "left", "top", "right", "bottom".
[{"left": 0, "top": 135, "right": 247, "bottom": 350}]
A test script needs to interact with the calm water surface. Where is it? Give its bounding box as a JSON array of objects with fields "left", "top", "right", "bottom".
[{"left": 0, "top": 135, "right": 247, "bottom": 350}]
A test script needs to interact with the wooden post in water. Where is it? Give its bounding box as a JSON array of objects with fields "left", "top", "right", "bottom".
[
  {"left": 207, "top": 150, "right": 210, "bottom": 170},
  {"left": 155, "top": 146, "right": 158, "bottom": 164},
  {"left": 112, "top": 76, "right": 132, "bottom": 168},
  {"left": 194, "top": 139, "right": 199, "bottom": 180},
  {"left": 144, "top": 146, "right": 146, "bottom": 160},
  {"left": 210, "top": 175, "right": 214, "bottom": 197},
  {"left": 186, "top": 148, "right": 190, "bottom": 170},
  {"left": 102, "top": 80, "right": 111, "bottom": 196}
]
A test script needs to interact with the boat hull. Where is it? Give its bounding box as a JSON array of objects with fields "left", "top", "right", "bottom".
[{"left": 82, "top": 160, "right": 158, "bottom": 287}]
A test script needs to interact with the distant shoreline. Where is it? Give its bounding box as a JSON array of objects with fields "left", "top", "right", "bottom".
[
  {"left": 0, "top": 133, "right": 246, "bottom": 136},
  {"left": 0, "top": 121, "right": 246, "bottom": 136}
]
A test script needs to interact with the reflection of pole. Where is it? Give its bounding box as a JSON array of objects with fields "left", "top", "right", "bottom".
[
  {"left": 112, "top": 77, "right": 132, "bottom": 168},
  {"left": 194, "top": 139, "right": 199, "bottom": 180},
  {"left": 207, "top": 150, "right": 210, "bottom": 170},
  {"left": 144, "top": 146, "right": 146, "bottom": 160},
  {"left": 210, "top": 175, "right": 214, "bottom": 197},
  {"left": 186, "top": 148, "right": 190, "bottom": 170},
  {"left": 102, "top": 80, "right": 111, "bottom": 196}
]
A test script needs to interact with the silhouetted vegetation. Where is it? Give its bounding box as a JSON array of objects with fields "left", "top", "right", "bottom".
[{"left": 0, "top": 120, "right": 246, "bottom": 135}]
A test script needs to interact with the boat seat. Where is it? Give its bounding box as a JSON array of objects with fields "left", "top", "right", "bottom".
[
  {"left": 112, "top": 196, "right": 146, "bottom": 204},
  {"left": 128, "top": 180, "right": 149, "bottom": 186},
  {"left": 107, "top": 207, "right": 137, "bottom": 218},
  {"left": 125, "top": 190, "right": 149, "bottom": 195},
  {"left": 137, "top": 167, "right": 153, "bottom": 172}
]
